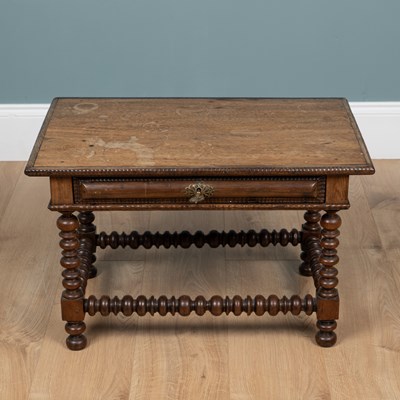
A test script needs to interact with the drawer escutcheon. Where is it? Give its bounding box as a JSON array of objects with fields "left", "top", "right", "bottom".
[{"left": 184, "top": 182, "right": 215, "bottom": 204}]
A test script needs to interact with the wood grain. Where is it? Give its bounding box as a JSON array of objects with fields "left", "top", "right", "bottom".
[
  {"left": 78, "top": 178, "right": 321, "bottom": 200},
  {"left": 325, "top": 175, "right": 349, "bottom": 204},
  {"left": 1, "top": 161, "right": 399, "bottom": 399},
  {"left": 0, "top": 162, "right": 23, "bottom": 224},
  {"left": 361, "top": 160, "right": 400, "bottom": 257},
  {"left": 26, "top": 98, "right": 374, "bottom": 176},
  {"left": 0, "top": 166, "right": 60, "bottom": 400},
  {"left": 50, "top": 177, "right": 73, "bottom": 205},
  {"left": 128, "top": 210, "right": 230, "bottom": 399},
  {"left": 95, "top": 211, "right": 150, "bottom": 262},
  {"left": 223, "top": 210, "right": 303, "bottom": 261}
]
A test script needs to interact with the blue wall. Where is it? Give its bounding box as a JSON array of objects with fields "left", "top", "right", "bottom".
[{"left": 1, "top": 0, "right": 399, "bottom": 103}]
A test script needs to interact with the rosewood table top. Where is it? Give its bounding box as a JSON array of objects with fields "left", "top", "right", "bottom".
[{"left": 25, "top": 98, "right": 374, "bottom": 178}]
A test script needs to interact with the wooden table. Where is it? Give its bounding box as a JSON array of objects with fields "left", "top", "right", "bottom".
[{"left": 25, "top": 98, "right": 375, "bottom": 350}]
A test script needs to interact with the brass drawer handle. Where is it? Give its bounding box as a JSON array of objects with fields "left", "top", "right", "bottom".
[{"left": 184, "top": 182, "right": 214, "bottom": 204}]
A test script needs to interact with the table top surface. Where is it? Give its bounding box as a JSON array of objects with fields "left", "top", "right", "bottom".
[{"left": 25, "top": 98, "right": 374, "bottom": 177}]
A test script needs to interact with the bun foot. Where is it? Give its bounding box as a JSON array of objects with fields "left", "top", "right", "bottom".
[
  {"left": 65, "top": 322, "right": 87, "bottom": 350},
  {"left": 88, "top": 265, "right": 97, "bottom": 279},
  {"left": 66, "top": 334, "right": 87, "bottom": 351},
  {"left": 315, "top": 320, "right": 337, "bottom": 347},
  {"left": 299, "top": 262, "right": 313, "bottom": 276}
]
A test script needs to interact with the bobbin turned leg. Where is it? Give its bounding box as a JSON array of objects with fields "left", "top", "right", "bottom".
[
  {"left": 315, "top": 211, "right": 341, "bottom": 347},
  {"left": 78, "top": 211, "right": 97, "bottom": 279},
  {"left": 299, "top": 210, "right": 321, "bottom": 276},
  {"left": 57, "top": 212, "right": 87, "bottom": 350}
]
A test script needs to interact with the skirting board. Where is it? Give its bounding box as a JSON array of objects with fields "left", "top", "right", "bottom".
[{"left": 0, "top": 102, "right": 399, "bottom": 160}]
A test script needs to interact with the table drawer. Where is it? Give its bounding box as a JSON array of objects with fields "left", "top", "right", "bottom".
[{"left": 73, "top": 177, "right": 326, "bottom": 205}]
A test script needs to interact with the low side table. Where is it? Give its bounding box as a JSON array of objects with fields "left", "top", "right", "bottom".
[{"left": 25, "top": 98, "right": 375, "bottom": 350}]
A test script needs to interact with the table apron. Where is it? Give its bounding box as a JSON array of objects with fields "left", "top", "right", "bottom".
[{"left": 48, "top": 175, "right": 350, "bottom": 211}]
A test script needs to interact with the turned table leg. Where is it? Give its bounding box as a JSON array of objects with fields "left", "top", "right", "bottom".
[
  {"left": 57, "top": 213, "right": 87, "bottom": 350},
  {"left": 78, "top": 211, "right": 97, "bottom": 279},
  {"left": 315, "top": 211, "right": 341, "bottom": 347},
  {"left": 299, "top": 210, "right": 321, "bottom": 276}
]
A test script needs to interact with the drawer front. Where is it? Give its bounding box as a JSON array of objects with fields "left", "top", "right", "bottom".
[{"left": 73, "top": 177, "right": 326, "bottom": 205}]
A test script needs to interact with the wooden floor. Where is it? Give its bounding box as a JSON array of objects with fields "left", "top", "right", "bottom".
[{"left": 0, "top": 160, "right": 399, "bottom": 400}]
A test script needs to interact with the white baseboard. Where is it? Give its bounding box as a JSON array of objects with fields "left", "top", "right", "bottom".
[
  {"left": 0, "top": 104, "right": 50, "bottom": 161},
  {"left": 0, "top": 102, "right": 399, "bottom": 160},
  {"left": 349, "top": 102, "right": 400, "bottom": 159}
]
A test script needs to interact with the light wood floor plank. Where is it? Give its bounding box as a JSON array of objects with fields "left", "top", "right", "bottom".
[
  {"left": 0, "top": 170, "right": 59, "bottom": 400},
  {"left": 95, "top": 211, "right": 150, "bottom": 261},
  {"left": 128, "top": 211, "right": 230, "bottom": 400},
  {"left": 322, "top": 249, "right": 399, "bottom": 399},
  {"left": 341, "top": 175, "right": 383, "bottom": 250},
  {"left": 0, "top": 162, "right": 25, "bottom": 224},
  {"left": 361, "top": 160, "right": 400, "bottom": 258},
  {"left": 0, "top": 161, "right": 399, "bottom": 399},
  {"left": 28, "top": 261, "right": 144, "bottom": 400},
  {"left": 223, "top": 210, "right": 303, "bottom": 261},
  {"left": 226, "top": 258, "right": 329, "bottom": 399}
]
